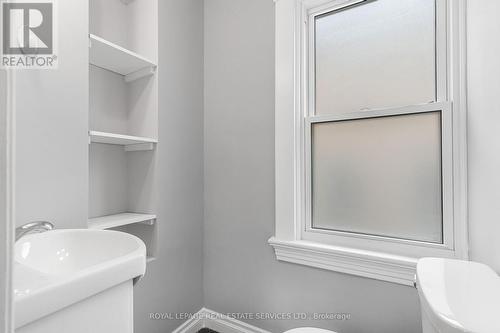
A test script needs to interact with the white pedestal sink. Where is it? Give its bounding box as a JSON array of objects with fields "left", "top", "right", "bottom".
[{"left": 13, "top": 229, "right": 147, "bottom": 333}]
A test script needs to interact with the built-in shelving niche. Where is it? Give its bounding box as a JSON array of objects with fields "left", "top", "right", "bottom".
[{"left": 88, "top": 0, "right": 158, "bottom": 263}]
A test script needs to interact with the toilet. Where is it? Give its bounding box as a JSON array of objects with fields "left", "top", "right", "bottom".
[
  {"left": 284, "top": 328, "right": 335, "bottom": 333},
  {"left": 416, "top": 257, "right": 500, "bottom": 333},
  {"left": 285, "top": 258, "right": 500, "bottom": 333}
]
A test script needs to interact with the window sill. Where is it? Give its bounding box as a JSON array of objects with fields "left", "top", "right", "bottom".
[{"left": 268, "top": 237, "right": 418, "bottom": 286}]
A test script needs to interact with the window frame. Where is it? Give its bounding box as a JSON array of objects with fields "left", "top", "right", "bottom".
[{"left": 270, "top": 0, "right": 468, "bottom": 286}]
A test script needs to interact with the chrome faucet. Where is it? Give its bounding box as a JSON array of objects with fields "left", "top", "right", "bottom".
[{"left": 15, "top": 221, "right": 54, "bottom": 241}]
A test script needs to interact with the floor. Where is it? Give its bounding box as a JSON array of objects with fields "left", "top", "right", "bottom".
[{"left": 197, "top": 329, "right": 219, "bottom": 333}]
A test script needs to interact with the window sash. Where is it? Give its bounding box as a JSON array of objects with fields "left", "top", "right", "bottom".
[
  {"left": 306, "top": 0, "right": 448, "bottom": 117},
  {"left": 301, "top": 102, "right": 454, "bottom": 257}
]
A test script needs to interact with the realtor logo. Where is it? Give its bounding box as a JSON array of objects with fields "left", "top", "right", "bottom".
[{"left": 1, "top": 0, "right": 57, "bottom": 68}]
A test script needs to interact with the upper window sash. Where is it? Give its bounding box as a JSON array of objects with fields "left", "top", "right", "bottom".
[{"left": 304, "top": 0, "right": 448, "bottom": 118}]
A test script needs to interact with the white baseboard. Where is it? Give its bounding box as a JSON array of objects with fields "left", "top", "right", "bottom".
[
  {"left": 172, "top": 308, "right": 272, "bottom": 333},
  {"left": 171, "top": 309, "right": 205, "bottom": 333}
]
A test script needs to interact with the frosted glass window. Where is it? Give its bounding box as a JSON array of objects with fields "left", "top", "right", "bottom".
[
  {"left": 314, "top": 0, "right": 436, "bottom": 115},
  {"left": 311, "top": 112, "right": 443, "bottom": 243}
]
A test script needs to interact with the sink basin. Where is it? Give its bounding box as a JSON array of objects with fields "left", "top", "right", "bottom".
[{"left": 14, "top": 229, "right": 146, "bottom": 329}]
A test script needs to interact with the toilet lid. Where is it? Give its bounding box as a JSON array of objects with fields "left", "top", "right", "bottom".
[
  {"left": 284, "top": 328, "right": 336, "bottom": 333},
  {"left": 417, "top": 258, "right": 500, "bottom": 333}
]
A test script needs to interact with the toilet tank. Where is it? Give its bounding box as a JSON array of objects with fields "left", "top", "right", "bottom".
[{"left": 416, "top": 258, "right": 500, "bottom": 333}]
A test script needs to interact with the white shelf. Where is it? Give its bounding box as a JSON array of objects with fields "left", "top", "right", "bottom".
[
  {"left": 89, "top": 34, "right": 156, "bottom": 82},
  {"left": 89, "top": 130, "right": 157, "bottom": 151},
  {"left": 88, "top": 213, "right": 156, "bottom": 230}
]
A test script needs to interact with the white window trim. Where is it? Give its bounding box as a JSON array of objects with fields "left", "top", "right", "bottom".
[{"left": 270, "top": 0, "right": 469, "bottom": 286}]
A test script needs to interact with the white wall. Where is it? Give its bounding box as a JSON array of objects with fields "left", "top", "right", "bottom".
[
  {"left": 0, "top": 69, "right": 7, "bottom": 333},
  {"left": 132, "top": 0, "right": 205, "bottom": 332},
  {"left": 0, "top": 69, "right": 13, "bottom": 333},
  {"left": 10, "top": 1, "right": 204, "bottom": 332},
  {"left": 14, "top": 0, "right": 89, "bottom": 229},
  {"left": 12, "top": 1, "right": 204, "bottom": 332},
  {"left": 203, "top": 1, "right": 421, "bottom": 332},
  {"left": 467, "top": 0, "right": 500, "bottom": 273}
]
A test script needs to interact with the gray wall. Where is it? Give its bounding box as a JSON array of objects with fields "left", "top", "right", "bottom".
[
  {"left": 133, "top": 0, "right": 205, "bottom": 332},
  {"left": 10, "top": 1, "right": 500, "bottom": 332},
  {"left": 467, "top": 0, "right": 500, "bottom": 273},
  {"left": 14, "top": 0, "right": 89, "bottom": 229},
  {"left": 203, "top": 1, "right": 421, "bottom": 332}
]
